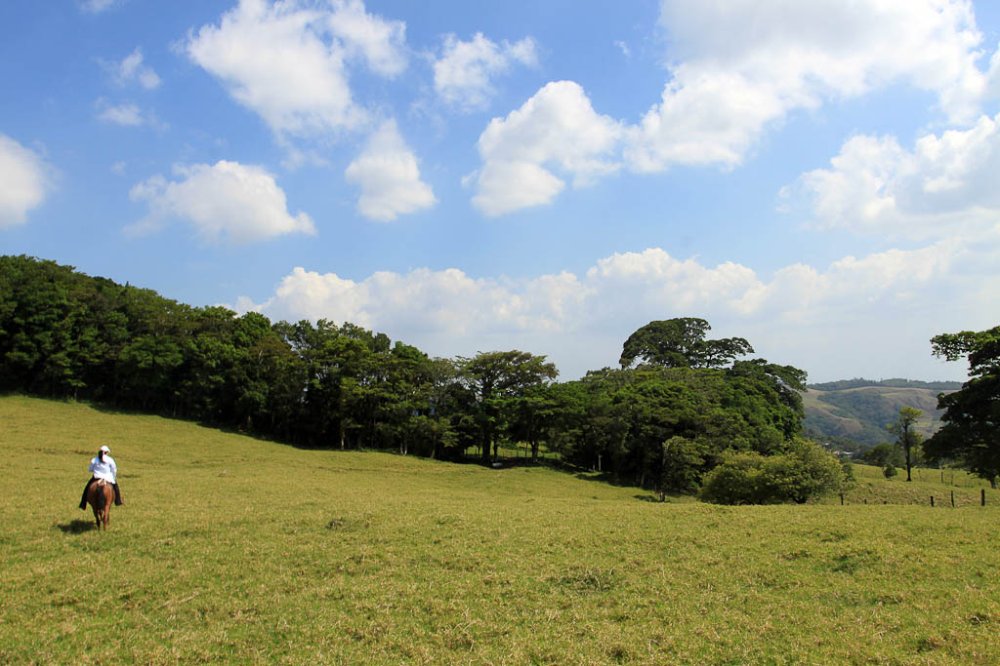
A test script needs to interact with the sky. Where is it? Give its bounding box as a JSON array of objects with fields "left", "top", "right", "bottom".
[{"left": 3, "top": 0, "right": 1000, "bottom": 383}]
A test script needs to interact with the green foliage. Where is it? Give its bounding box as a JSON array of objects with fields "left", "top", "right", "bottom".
[
  {"left": 457, "top": 350, "right": 558, "bottom": 462},
  {"left": 883, "top": 464, "right": 899, "bottom": 478},
  {"left": 926, "top": 325, "right": 1000, "bottom": 486},
  {"left": 860, "top": 443, "right": 905, "bottom": 468},
  {"left": 700, "top": 440, "right": 846, "bottom": 505},
  {"left": 2, "top": 256, "right": 814, "bottom": 495},
  {"left": 551, "top": 361, "right": 807, "bottom": 490},
  {"left": 888, "top": 406, "right": 923, "bottom": 482},
  {"left": 619, "top": 317, "right": 753, "bottom": 369}
]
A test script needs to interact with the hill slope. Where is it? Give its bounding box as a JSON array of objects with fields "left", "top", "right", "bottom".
[
  {"left": 3, "top": 396, "right": 999, "bottom": 665},
  {"left": 803, "top": 379, "right": 960, "bottom": 447}
]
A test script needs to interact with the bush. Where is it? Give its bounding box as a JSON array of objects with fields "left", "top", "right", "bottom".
[
  {"left": 700, "top": 439, "right": 845, "bottom": 505},
  {"left": 883, "top": 464, "right": 898, "bottom": 478}
]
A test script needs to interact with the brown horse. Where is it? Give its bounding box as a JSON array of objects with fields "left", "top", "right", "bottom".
[{"left": 86, "top": 479, "right": 114, "bottom": 530}]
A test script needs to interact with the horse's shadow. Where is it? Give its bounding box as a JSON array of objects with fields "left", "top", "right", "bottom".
[{"left": 56, "top": 519, "right": 97, "bottom": 534}]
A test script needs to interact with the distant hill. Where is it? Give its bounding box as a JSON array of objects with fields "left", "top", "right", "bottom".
[
  {"left": 802, "top": 378, "right": 961, "bottom": 449},
  {"left": 808, "top": 378, "right": 962, "bottom": 392}
]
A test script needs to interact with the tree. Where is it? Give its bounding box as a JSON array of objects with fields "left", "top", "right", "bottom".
[
  {"left": 860, "top": 443, "right": 904, "bottom": 468},
  {"left": 888, "top": 407, "right": 922, "bottom": 482},
  {"left": 659, "top": 436, "right": 707, "bottom": 497},
  {"left": 619, "top": 318, "right": 753, "bottom": 369},
  {"left": 925, "top": 326, "right": 1000, "bottom": 488},
  {"left": 457, "top": 351, "right": 558, "bottom": 464}
]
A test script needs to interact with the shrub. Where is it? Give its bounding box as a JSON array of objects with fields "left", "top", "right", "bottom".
[
  {"left": 700, "top": 439, "right": 845, "bottom": 505},
  {"left": 883, "top": 464, "right": 898, "bottom": 478}
]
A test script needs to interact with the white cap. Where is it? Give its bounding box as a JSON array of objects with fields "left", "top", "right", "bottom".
[{"left": 99, "top": 445, "right": 111, "bottom": 453}]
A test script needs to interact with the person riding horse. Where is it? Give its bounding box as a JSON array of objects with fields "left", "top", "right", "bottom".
[{"left": 79, "top": 445, "right": 124, "bottom": 509}]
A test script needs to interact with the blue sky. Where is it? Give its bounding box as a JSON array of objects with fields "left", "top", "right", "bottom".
[{"left": 3, "top": 0, "right": 1000, "bottom": 382}]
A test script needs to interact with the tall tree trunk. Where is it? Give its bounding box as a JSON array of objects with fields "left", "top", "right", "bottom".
[{"left": 481, "top": 433, "right": 491, "bottom": 464}]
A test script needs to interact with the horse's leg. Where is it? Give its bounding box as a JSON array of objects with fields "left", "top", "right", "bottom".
[{"left": 105, "top": 488, "right": 113, "bottom": 529}]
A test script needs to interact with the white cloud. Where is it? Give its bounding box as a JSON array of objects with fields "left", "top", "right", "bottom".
[
  {"left": 625, "top": 0, "right": 989, "bottom": 172},
  {"left": 185, "top": 0, "right": 407, "bottom": 140},
  {"left": 246, "top": 264, "right": 589, "bottom": 359},
  {"left": 0, "top": 135, "right": 50, "bottom": 228},
  {"left": 97, "top": 101, "right": 144, "bottom": 126},
  {"left": 112, "top": 48, "right": 161, "bottom": 90},
  {"left": 128, "top": 160, "right": 315, "bottom": 244},
  {"left": 239, "top": 236, "right": 991, "bottom": 381},
  {"left": 344, "top": 119, "right": 436, "bottom": 221},
  {"left": 470, "top": 81, "right": 622, "bottom": 216},
  {"left": 434, "top": 33, "right": 537, "bottom": 111},
  {"left": 791, "top": 111, "right": 1000, "bottom": 238},
  {"left": 326, "top": 0, "right": 407, "bottom": 77},
  {"left": 79, "top": 0, "right": 122, "bottom": 13}
]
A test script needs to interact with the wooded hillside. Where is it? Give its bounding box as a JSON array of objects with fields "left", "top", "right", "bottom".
[
  {"left": 0, "top": 255, "right": 843, "bottom": 502},
  {"left": 803, "top": 380, "right": 957, "bottom": 447}
]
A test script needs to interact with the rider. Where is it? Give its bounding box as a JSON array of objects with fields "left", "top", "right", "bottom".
[{"left": 79, "top": 445, "right": 124, "bottom": 509}]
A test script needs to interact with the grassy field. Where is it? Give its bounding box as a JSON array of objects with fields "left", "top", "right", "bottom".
[{"left": 3, "top": 395, "right": 1000, "bottom": 665}]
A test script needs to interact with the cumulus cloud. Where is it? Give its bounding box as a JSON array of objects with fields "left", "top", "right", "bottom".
[
  {"left": 467, "top": 2, "right": 995, "bottom": 213},
  {"left": 326, "top": 0, "right": 407, "bottom": 77},
  {"left": 624, "top": 0, "right": 989, "bottom": 172},
  {"left": 344, "top": 119, "right": 435, "bottom": 221},
  {"left": 246, "top": 265, "right": 589, "bottom": 358},
  {"left": 790, "top": 111, "right": 1000, "bottom": 238},
  {"left": 128, "top": 160, "right": 315, "bottom": 244},
  {"left": 0, "top": 135, "right": 50, "bottom": 228},
  {"left": 237, "top": 237, "right": 991, "bottom": 380},
  {"left": 185, "top": 0, "right": 407, "bottom": 140},
  {"left": 470, "top": 81, "right": 622, "bottom": 216},
  {"left": 433, "top": 33, "right": 537, "bottom": 111}
]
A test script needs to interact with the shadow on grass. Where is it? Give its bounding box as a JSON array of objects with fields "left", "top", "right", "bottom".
[
  {"left": 634, "top": 494, "right": 663, "bottom": 503},
  {"left": 56, "top": 519, "right": 97, "bottom": 534}
]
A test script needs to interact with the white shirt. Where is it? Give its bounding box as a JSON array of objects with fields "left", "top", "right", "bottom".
[{"left": 88, "top": 455, "right": 117, "bottom": 483}]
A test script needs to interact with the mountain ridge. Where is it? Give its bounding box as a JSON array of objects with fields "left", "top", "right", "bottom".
[{"left": 803, "top": 378, "right": 960, "bottom": 449}]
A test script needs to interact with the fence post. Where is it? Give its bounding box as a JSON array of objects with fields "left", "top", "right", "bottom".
[
  {"left": 930, "top": 496, "right": 935, "bottom": 507},
  {"left": 983, "top": 489, "right": 987, "bottom": 507},
  {"left": 840, "top": 493, "right": 844, "bottom": 506},
  {"left": 951, "top": 490, "right": 955, "bottom": 508}
]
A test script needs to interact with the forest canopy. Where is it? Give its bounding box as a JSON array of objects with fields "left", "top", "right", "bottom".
[{"left": 0, "top": 255, "right": 845, "bottom": 501}]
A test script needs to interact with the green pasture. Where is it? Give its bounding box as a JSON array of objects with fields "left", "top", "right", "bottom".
[
  {"left": 2, "top": 395, "right": 999, "bottom": 665},
  {"left": 839, "top": 461, "right": 998, "bottom": 508}
]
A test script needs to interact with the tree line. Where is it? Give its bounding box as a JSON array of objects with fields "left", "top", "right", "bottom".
[{"left": 3, "top": 255, "right": 854, "bottom": 502}]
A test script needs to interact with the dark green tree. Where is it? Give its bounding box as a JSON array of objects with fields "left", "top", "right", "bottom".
[
  {"left": 925, "top": 325, "right": 1000, "bottom": 487},
  {"left": 457, "top": 350, "right": 558, "bottom": 464},
  {"left": 887, "top": 406, "right": 922, "bottom": 482},
  {"left": 619, "top": 318, "right": 753, "bottom": 369}
]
